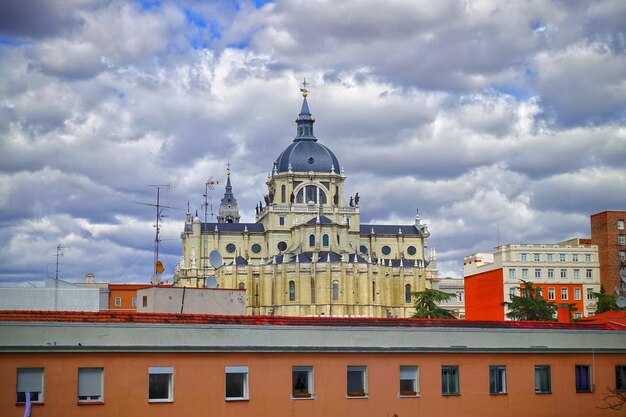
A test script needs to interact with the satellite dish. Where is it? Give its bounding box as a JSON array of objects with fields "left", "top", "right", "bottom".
[
  {"left": 150, "top": 274, "right": 160, "bottom": 285},
  {"left": 617, "top": 296, "right": 626, "bottom": 308},
  {"left": 155, "top": 260, "right": 164, "bottom": 274},
  {"left": 205, "top": 276, "right": 218, "bottom": 288},
  {"left": 209, "top": 250, "right": 223, "bottom": 268},
  {"left": 620, "top": 268, "right": 626, "bottom": 283}
]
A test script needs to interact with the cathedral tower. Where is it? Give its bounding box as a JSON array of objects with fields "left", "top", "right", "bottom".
[{"left": 217, "top": 166, "right": 240, "bottom": 223}]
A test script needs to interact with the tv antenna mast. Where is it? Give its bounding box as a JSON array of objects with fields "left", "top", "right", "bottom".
[
  {"left": 53, "top": 244, "right": 65, "bottom": 311},
  {"left": 203, "top": 176, "right": 221, "bottom": 283},
  {"left": 137, "top": 184, "right": 175, "bottom": 284}
]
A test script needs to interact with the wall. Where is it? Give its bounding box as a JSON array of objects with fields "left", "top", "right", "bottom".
[
  {"left": 108, "top": 285, "right": 151, "bottom": 311},
  {"left": 0, "top": 288, "right": 99, "bottom": 311},
  {"left": 591, "top": 211, "right": 626, "bottom": 295},
  {"left": 464, "top": 268, "right": 503, "bottom": 321},
  {"left": 1, "top": 351, "right": 621, "bottom": 417},
  {"left": 136, "top": 287, "right": 246, "bottom": 315}
]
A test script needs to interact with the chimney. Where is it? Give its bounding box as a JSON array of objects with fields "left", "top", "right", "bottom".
[{"left": 557, "top": 303, "right": 570, "bottom": 323}]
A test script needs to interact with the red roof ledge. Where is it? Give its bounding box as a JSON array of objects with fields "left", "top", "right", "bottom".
[{"left": 0, "top": 310, "right": 619, "bottom": 331}]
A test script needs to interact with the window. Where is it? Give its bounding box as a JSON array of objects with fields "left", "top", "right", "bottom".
[
  {"left": 322, "top": 234, "right": 329, "bottom": 247},
  {"left": 620, "top": 251, "right": 626, "bottom": 262},
  {"left": 407, "top": 246, "right": 417, "bottom": 256},
  {"left": 132, "top": 297, "right": 137, "bottom": 307},
  {"left": 619, "top": 220, "right": 625, "bottom": 230},
  {"left": 309, "top": 234, "right": 315, "bottom": 247},
  {"left": 16, "top": 368, "right": 43, "bottom": 403},
  {"left": 533, "top": 253, "right": 540, "bottom": 262},
  {"left": 296, "top": 185, "right": 327, "bottom": 205},
  {"left": 535, "top": 365, "right": 551, "bottom": 393},
  {"left": 292, "top": 367, "right": 313, "bottom": 398},
  {"left": 616, "top": 365, "right": 626, "bottom": 390},
  {"left": 560, "top": 253, "right": 566, "bottom": 262},
  {"left": 142, "top": 296, "right": 147, "bottom": 307},
  {"left": 547, "top": 253, "right": 554, "bottom": 262},
  {"left": 347, "top": 366, "right": 367, "bottom": 397},
  {"left": 372, "top": 281, "right": 376, "bottom": 302},
  {"left": 573, "top": 269, "right": 580, "bottom": 279},
  {"left": 585, "top": 253, "right": 592, "bottom": 262},
  {"left": 279, "top": 216, "right": 285, "bottom": 226},
  {"left": 332, "top": 280, "right": 339, "bottom": 301},
  {"left": 281, "top": 185, "right": 286, "bottom": 203},
  {"left": 547, "top": 269, "right": 555, "bottom": 278},
  {"left": 560, "top": 269, "right": 567, "bottom": 279},
  {"left": 548, "top": 288, "right": 555, "bottom": 300},
  {"left": 225, "top": 366, "right": 248, "bottom": 400},
  {"left": 522, "top": 269, "right": 529, "bottom": 279},
  {"left": 148, "top": 367, "right": 173, "bottom": 402},
  {"left": 489, "top": 366, "right": 507, "bottom": 394},
  {"left": 399, "top": 366, "right": 418, "bottom": 396},
  {"left": 574, "top": 312, "right": 582, "bottom": 319},
  {"left": 586, "top": 288, "right": 594, "bottom": 300},
  {"left": 289, "top": 280, "right": 296, "bottom": 301},
  {"left": 574, "top": 288, "right": 581, "bottom": 300},
  {"left": 441, "top": 365, "right": 459, "bottom": 395},
  {"left": 226, "top": 243, "right": 236, "bottom": 253},
  {"left": 277, "top": 241, "right": 287, "bottom": 251},
  {"left": 619, "top": 235, "right": 626, "bottom": 245},
  {"left": 586, "top": 269, "right": 593, "bottom": 279},
  {"left": 534, "top": 269, "right": 541, "bottom": 279},
  {"left": 574, "top": 365, "right": 591, "bottom": 392},
  {"left": 456, "top": 292, "right": 463, "bottom": 302},
  {"left": 360, "top": 245, "right": 368, "bottom": 254},
  {"left": 508, "top": 269, "right": 515, "bottom": 279},
  {"left": 520, "top": 253, "right": 528, "bottom": 261},
  {"left": 536, "top": 287, "right": 543, "bottom": 298},
  {"left": 78, "top": 368, "right": 103, "bottom": 402},
  {"left": 238, "top": 282, "right": 245, "bottom": 290},
  {"left": 509, "top": 287, "right": 516, "bottom": 299},
  {"left": 561, "top": 288, "right": 568, "bottom": 300},
  {"left": 381, "top": 245, "right": 391, "bottom": 256},
  {"left": 572, "top": 254, "right": 579, "bottom": 262},
  {"left": 405, "top": 284, "right": 411, "bottom": 303},
  {"left": 114, "top": 297, "right": 121, "bottom": 307},
  {"left": 251, "top": 243, "right": 262, "bottom": 254}
]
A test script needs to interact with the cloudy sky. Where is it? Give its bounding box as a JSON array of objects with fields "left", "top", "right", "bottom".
[{"left": 1, "top": 0, "right": 625, "bottom": 286}]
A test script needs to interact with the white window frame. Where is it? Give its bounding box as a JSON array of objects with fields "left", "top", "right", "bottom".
[
  {"left": 399, "top": 366, "right": 419, "bottom": 397},
  {"left": 584, "top": 254, "right": 592, "bottom": 262},
  {"left": 441, "top": 365, "right": 460, "bottom": 395},
  {"left": 521, "top": 269, "right": 529, "bottom": 279},
  {"left": 520, "top": 253, "right": 528, "bottom": 262},
  {"left": 225, "top": 366, "right": 248, "bottom": 401},
  {"left": 489, "top": 365, "right": 507, "bottom": 395},
  {"left": 586, "top": 288, "right": 594, "bottom": 300},
  {"left": 559, "top": 254, "right": 566, "bottom": 262},
  {"left": 574, "top": 288, "right": 581, "bottom": 300},
  {"left": 586, "top": 269, "right": 593, "bottom": 279},
  {"left": 148, "top": 367, "right": 173, "bottom": 403},
  {"left": 533, "top": 253, "right": 541, "bottom": 262},
  {"left": 572, "top": 254, "right": 579, "bottom": 262},
  {"left": 114, "top": 297, "right": 121, "bottom": 307},
  {"left": 17, "top": 368, "right": 44, "bottom": 403},
  {"left": 508, "top": 269, "right": 515, "bottom": 279},
  {"left": 619, "top": 235, "right": 626, "bottom": 245},
  {"left": 534, "top": 269, "right": 541, "bottom": 279},
  {"left": 132, "top": 297, "right": 137, "bottom": 308},
  {"left": 535, "top": 365, "right": 551, "bottom": 393},
  {"left": 618, "top": 220, "right": 625, "bottom": 230},
  {"left": 347, "top": 366, "right": 368, "bottom": 398},
  {"left": 509, "top": 287, "right": 516, "bottom": 299},
  {"left": 78, "top": 368, "right": 103, "bottom": 402},
  {"left": 546, "top": 253, "right": 554, "bottom": 262},
  {"left": 573, "top": 269, "right": 580, "bottom": 279},
  {"left": 547, "top": 269, "right": 555, "bottom": 279},
  {"left": 292, "top": 366, "right": 314, "bottom": 399},
  {"left": 561, "top": 288, "right": 568, "bottom": 300},
  {"left": 548, "top": 288, "right": 556, "bottom": 300},
  {"left": 560, "top": 269, "right": 567, "bottom": 279}
]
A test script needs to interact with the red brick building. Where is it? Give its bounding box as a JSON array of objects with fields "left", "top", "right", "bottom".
[{"left": 590, "top": 210, "right": 626, "bottom": 296}]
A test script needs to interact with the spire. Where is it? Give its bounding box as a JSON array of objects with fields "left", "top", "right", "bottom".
[
  {"left": 295, "top": 78, "right": 316, "bottom": 142},
  {"left": 217, "top": 163, "right": 240, "bottom": 223}
]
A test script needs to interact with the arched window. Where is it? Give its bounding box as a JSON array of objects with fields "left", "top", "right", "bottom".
[
  {"left": 281, "top": 184, "right": 286, "bottom": 203},
  {"left": 372, "top": 281, "right": 376, "bottom": 302},
  {"left": 295, "top": 185, "right": 327, "bottom": 204},
  {"left": 309, "top": 234, "right": 316, "bottom": 247},
  {"left": 322, "top": 234, "right": 329, "bottom": 247},
  {"left": 289, "top": 280, "right": 296, "bottom": 301},
  {"left": 332, "top": 280, "right": 339, "bottom": 301},
  {"left": 239, "top": 282, "right": 245, "bottom": 290},
  {"left": 405, "top": 284, "right": 411, "bottom": 303}
]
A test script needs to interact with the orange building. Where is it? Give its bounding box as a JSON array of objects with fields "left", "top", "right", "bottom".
[
  {"left": 107, "top": 284, "right": 154, "bottom": 311},
  {"left": 464, "top": 241, "right": 601, "bottom": 321},
  {"left": 2, "top": 311, "right": 626, "bottom": 417}
]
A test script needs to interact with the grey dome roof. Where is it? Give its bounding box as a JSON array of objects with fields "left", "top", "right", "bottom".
[{"left": 274, "top": 97, "right": 340, "bottom": 174}]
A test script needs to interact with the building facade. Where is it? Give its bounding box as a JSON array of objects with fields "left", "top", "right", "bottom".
[
  {"left": 590, "top": 210, "right": 626, "bottom": 296},
  {"left": 464, "top": 240, "right": 601, "bottom": 321},
  {"left": 173, "top": 91, "right": 436, "bottom": 318},
  {"left": 2, "top": 311, "right": 626, "bottom": 417},
  {"left": 434, "top": 276, "right": 465, "bottom": 319}
]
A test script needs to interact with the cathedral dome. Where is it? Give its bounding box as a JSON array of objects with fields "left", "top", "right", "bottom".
[{"left": 274, "top": 96, "right": 340, "bottom": 174}]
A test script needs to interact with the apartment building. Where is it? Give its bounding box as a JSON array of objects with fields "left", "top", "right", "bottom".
[
  {"left": 2, "top": 311, "right": 625, "bottom": 417},
  {"left": 590, "top": 210, "right": 626, "bottom": 296},
  {"left": 464, "top": 239, "right": 601, "bottom": 321}
]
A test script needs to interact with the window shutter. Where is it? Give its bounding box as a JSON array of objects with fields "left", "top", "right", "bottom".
[
  {"left": 17, "top": 368, "right": 42, "bottom": 392},
  {"left": 78, "top": 368, "right": 102, "bottom": 397}
]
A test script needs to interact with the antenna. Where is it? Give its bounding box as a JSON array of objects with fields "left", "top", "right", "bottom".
[
  {"left": 136, "top": 184, "right": 176, "bottom": 283},
  {"left": 54, "top": 244, "right": 65, "bottom": 311},
  {"left": 202, "top": 176, "right": 221, "bottom": 284}
]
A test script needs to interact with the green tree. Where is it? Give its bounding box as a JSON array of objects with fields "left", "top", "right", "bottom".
[
  {"left": 593, "top": 286, "right": 622, "bottom": 314},
  {"left": 501, "top": 280, "right": 557, "bottom": 321},
  {"left": 411, "top": 288, "right": 456, "bottom": 319}
]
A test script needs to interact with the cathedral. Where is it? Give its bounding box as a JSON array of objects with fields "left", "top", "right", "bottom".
[{"left": 173, "top": 88, "right": 438, "bottom": 317}]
